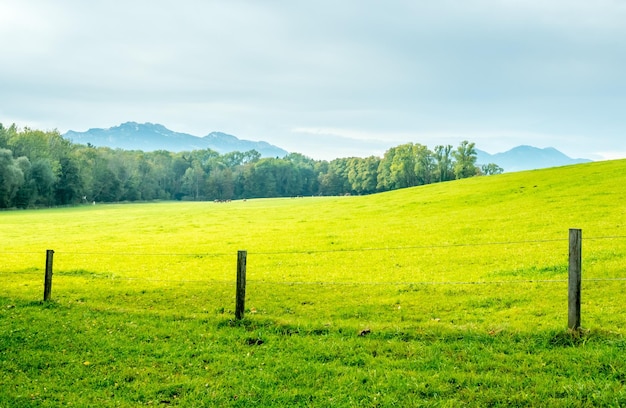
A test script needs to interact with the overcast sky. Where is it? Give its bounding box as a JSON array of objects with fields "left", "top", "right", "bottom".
[{"left": 1, "top": 0, "right": 625, "bottom": 160}]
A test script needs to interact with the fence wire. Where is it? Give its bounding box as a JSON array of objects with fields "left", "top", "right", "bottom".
[{"left": 1, "top": 234, "right": 625, "bottom": 285}]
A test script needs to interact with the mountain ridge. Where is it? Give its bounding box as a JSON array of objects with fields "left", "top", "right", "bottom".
[
  {"left": 63, "top": 122, "right": 289, "bottom": 158},
  {"left": 62, "top": 122, "right": 592, "bottom": 171},
  {"left": 476, "top": 145, "right": 591, "bottom": 172}
]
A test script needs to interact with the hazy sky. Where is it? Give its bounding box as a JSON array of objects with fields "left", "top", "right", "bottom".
[{"left": 1, "top": 0, "right": 625, "bottom": 160}]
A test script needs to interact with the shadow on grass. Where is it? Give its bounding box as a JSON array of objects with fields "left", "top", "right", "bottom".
[
  {"left": 0, "top": 297, "right": 63, "bottom": 309},
  {"left": 547, "top": 328, "right": 625, "bottom": 348},
  {"left": 215, "top": 315, "right": 624, "bottom": 349},
  {"left": 3, "top": 295, "right": 623, "bottom": 349}
]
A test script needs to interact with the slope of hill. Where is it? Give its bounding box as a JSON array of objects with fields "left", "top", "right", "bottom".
[
  {"left": 3, "top": 159, "right": 626, "bottom": 406},
  {"left": 63, "top": 122, "right": 289, "bottom": 158},
  {"left": 476, "top": 145, "right": 591, "bottom": 172}
]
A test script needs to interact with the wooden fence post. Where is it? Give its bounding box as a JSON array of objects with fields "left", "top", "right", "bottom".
[
  {"left": 568, "top": 229, "right": 582, "bottom": 330},
  {"left": 235, "top": 250, "right": 247, "bottom": 320},
  {"left": 43, "top": 249, "right": 54, "bottom": 301}
]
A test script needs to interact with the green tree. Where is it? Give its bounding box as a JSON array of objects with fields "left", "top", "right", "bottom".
[
  {"left": 414, "top": 143, "right": 434, "bottom": 185},
  {"left": 55, "top": 155, "right": 84, "bottom": 204},
  {"left": 481, "top": 163, "right": 504, "bottom": 175},
  {"left": 453, "top": 140, "right": 478, "bottom": 179},
  {"left": 182, "top": 161, "right": 205, "bottom": 200},
  {"left": 222, "top": 149, "right": 260, "bottom": 168},
  {"left": 319, "top": 158, "right": 352, "bottom": 195},
  {"left": 273, "top": 159, "right": 300, "bottom": 197},
  {"left": 347, "top": 156, "right": 380, "bottom": 194},
  {"left": 433, "top": 145, "right": 454, "bottom": 182},
  {"left": 26, "top": 158, "right": 57, "bottom": 206},
  {"left": 252, "top": 158, "right": 278, "bottom": 197},
  {"left": 239, "top": 162, "right": 260, "bottom": 198},
  {"left": 13, "top": 156, "right": 34, "bottom": 208},
  {"left": 390, "top": 144, "right": 417, "bottom": 188},
  {"left": 152, "top": 150, "right": 179, "bottom": 199},
  {"left": 377, "top": 143, "right": 433, "bottom": 190},
  {"left": 285, "top": 153, "right": 318, "bottom": 196},
  {"left": 0, "top": 149, "right": 25, "bottom": 208},
  {"left": 0, "top": 123, "right": 18, "bottom": 149},
  {"left": 376, "top": 147, "right": 395, "bottom": 191},
  {"left": 133, "top": 153, "right": 160, "bottom": 200},
  {"left": 206, "top": 166, "right": 234, "bottom": 200},
  {"left": 89, "top": 149, "right": 123, "bottom": 202}
]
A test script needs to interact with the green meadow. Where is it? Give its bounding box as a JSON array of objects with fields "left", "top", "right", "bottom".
[{"left": 1, "top": 159, "right": 625, "bottom": 406}]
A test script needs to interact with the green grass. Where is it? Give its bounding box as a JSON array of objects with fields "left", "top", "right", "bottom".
[{"left": 2, "top": 159, "right": 626, "bottom": 406}]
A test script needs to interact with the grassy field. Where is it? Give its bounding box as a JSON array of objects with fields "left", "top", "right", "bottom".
[{"left": 1, "top": 159, "right": 626, "bottom": 406}]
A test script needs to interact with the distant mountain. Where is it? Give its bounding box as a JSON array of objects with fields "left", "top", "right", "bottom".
[
  {"left": 63, "top": 123, "right": 591, "bottom": 171},
  {"left": 476, "top": 145, "right": 591, "bottom": 172},
  {"left": 62, "top": 122, "right": 289, "bottom": 158}
]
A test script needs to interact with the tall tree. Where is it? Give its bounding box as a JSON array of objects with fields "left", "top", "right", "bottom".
[
  {"left": 453, "top": 140, "right": 478, "bottom": 179},
  {"left": 30, "top": 158, "right": 57, "bottom": 206},
  {"left": 319, "top": 158, "right": 352, "bottom": 195},
  {"left": 347, "top": 156, "right": 380, "bottom": 194},
  {"left": 285, "top": 153, "right": 318, "bottom": 196},
  {"left": 88, "top": 149, "right": 123, "bottom": 202},
  {"left": 390, "top": 144, "right": 418, "bottom": 188},
  {"left": 13, "top": 156, "right": 34, "bottom": 208},
  {"left": 182, "top": 161, "right": 205, "bottom": 200},
  {"left": 0, "top": 149, "right": 25, "bottom": 208},
  {"left": 206, "top": 167, "right": 234, "bottom": 200},
  {"left": 55, "top": 155, "right": 83, "bottom": 204},
  {"left": 413, "top": 143, "right": 434, "bottom": 186},
  {"left": 433, "top": 144, "right": 454, "bottom": 182},
  {"left": 376, "top": 147, "right": 396, "bottom": 191},
  {"left": 377, "top": 143, "right": 433, "bottom": 190}
]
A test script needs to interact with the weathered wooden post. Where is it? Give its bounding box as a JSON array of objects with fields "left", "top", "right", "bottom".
[
  {"left": 43, "top": 249, "right": 54, "bottom": 301},
  {"left": 235, "top": 250, "right": 247, "bottom": 320},
  {"left": 568, "top": 229, "right": 582, "bottom": 330}
]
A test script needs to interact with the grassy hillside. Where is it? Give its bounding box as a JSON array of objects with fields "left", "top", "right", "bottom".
[{"left": 1, "top": 160, "right": 625, "bottom": 406}]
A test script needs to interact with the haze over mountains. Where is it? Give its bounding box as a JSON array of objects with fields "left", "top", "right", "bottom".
[
  {"left": 62, "top": 122, "right": 591, "bottom": 172},
  {"left": 476, "top": 146, "right": 591, "bottom": 172}
]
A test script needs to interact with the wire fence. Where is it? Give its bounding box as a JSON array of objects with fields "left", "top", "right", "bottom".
[
  {"left": 3, "top": 233, "right": 626, "bottom": 331},
  {"left": 2, "top": 234, "right": 626, "bottom": 285}
]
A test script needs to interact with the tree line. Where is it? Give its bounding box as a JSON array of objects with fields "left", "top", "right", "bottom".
[{"left": 0, "top": 123, "right": 502, "bottom": 208}]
